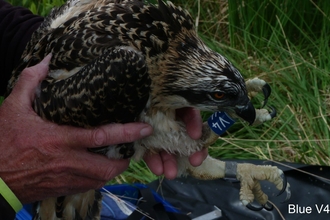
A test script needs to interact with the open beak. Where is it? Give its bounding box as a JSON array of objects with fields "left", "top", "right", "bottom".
[{"left": 235, "top": 101, "right": 256, "bottom": 125}]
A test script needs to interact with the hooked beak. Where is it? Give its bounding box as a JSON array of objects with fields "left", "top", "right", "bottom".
[{"left": 235, "top": 101, "right": 256, "bottom": 125}]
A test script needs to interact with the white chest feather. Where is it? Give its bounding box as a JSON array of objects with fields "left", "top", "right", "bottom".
[{"left": 133, "top": 108, "right": 204, "bottom": 160}]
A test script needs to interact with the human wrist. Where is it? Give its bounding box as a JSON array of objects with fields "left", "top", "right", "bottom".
[{"left": 0, "top": 177, "right": 23, "bottom": 212}]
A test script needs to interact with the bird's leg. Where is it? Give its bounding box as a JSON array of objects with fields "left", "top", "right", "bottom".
[
  {"left": 245, "top": 78, "right": 276, "bottom": 126},
  {"left": 178, "top": 154, "right": 290, "bottom": 210},
  {"left": 245, "top": 77, "right": 270, "bottom": 103},
  {"left": 177, "top": 123, "right": 290, "bottom": 210}
]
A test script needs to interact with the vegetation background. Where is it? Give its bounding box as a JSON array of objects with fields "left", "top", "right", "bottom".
[{"left": 3, "top": 0, "right": 330, "bottom": 183}]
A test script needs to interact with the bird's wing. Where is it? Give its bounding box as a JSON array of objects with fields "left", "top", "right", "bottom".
[
  {"left": 34, "top": 47, "right": 150, "bottom": 127},
  {"left": 8, "top": 1, "right": 151, "bottom": 126},
  {"left": 11, "top": 2, "right": 151, "bottom": 219},
  {"left": 8, "top": 1, "right": 140, "bottom": 91}
]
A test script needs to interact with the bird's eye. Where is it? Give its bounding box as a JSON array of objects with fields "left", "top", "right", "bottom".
[{"left": 212, "top": 92, "right": 225, "bottom": 100}]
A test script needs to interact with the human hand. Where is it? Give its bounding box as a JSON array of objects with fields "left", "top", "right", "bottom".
[
  {"left": 144, "top": 107, "right": 208, "bottom": 179},
  {"left": 0, "top": 55, "right": 153, "bottom": 204}
]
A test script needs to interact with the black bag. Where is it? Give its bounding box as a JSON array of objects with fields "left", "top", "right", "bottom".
[
  {"left": 17, "top": 160, "right": 330, "bottom": 220},
  {"left": 147, "top": 159, "right": 330, "bottom": 220}
]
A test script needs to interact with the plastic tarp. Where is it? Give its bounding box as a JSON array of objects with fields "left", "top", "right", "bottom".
[
  {"left": 16, "top": 159, "right": 330, "bottom": 220},
  {"left": 148, "top": 159, "right": 330, "bottom": 220}
]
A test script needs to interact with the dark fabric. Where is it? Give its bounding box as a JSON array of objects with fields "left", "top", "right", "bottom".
[
  {"left": 0, "top": 1, "right": 42, "bottom": 217},
  {"left": 0, "top": 0, "right": 43, "bottom": 96},
  {"left": 126, "top": 188, "right": 191, "bottom": 220},
  {"left": 148, "top": 159, "right": 330, "bottom": 220},
  {"left": 16, "top": 160, "right": 330, "bottom": 219},
  {"left": 0, "top": 193, "right": 16, "bottom": 220}
]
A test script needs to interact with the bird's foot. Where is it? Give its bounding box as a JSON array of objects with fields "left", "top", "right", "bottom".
[
  {"left": 245, "top": 78, "right": 276, "bottom": 125},
  {"left": 225, "top": 162, "right": 291, "bottom": 211},
  {"left": 253, "top": 107, "right": 276, "bottom": 126},
  {"left": 245, "top": 77, "right": 270, "bottom": 106}
]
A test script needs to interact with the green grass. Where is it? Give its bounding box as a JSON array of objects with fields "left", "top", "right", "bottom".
[
  {"left": 8, "top": 0, "right": 63, "bottom": 16},
  {"left": 4, "top": 0, "right": 330, "bottom": 183},
  {"left": 173, "top": 0, "right": 330, "bottom": 165}
]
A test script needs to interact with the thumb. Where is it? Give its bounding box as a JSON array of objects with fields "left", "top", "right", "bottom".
[{"left": 10, "top": 54, "right": 52, "bottom": 105}]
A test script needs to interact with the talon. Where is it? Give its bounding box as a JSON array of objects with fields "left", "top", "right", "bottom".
[
  {"left": 246, "top": 203, "right": 263, "bottom": 211},
  {"left": 277, "top": 172, "right": 291, "bottom": 203},
  {"left": 262, "top": 83, "right": 272, "bottom": 107},
  {"left": 276, "top": 172, "right": 287, "bottom": 196},
  {"left": 263, "top": 201, "right": 273, "bottom": 211},
  {"left": 247, "top": 201, "right": 273, "bottom": 211},
  {"left": 283, "top": 185, "right": 291, "bottom": 202},
  {"left": 269, "top": 106, "right": 277, "bottom": 118}
]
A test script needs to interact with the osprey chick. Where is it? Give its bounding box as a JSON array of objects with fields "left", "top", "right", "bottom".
[{"left": 8, "top": 0, "right": 290, "bottom": 219}]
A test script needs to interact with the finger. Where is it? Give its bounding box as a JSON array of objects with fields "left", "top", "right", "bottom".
[
  {"left": 10, "top": 54, "right": 52, "bottom": 105},
  {"left": 59, "top": 149, "right": 130, "bottom": 184},
  {"left": 176, "top": 107, "right": 202, "bottom": 140},
  {"left": 76, "top": 153, "right": 130, "bottom": 183},
  {"left": 144, "top": 153, "right": 164, "bottom": 176},
  {"left": 188, "top": 148, "right": 208, "bottom": 167},
  {"left": 61, "top": 122, "right": 153, "bottom": 149},
  {"left": 29, "top": 157, "right": 129, "bottom": 202},
  {"left": 160, "top": 151, "right": 177, "bottom": 179}
]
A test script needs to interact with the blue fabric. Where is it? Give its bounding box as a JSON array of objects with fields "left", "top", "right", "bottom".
[
  {"left": 100, "top": 186, "right": 136, "bottom": 220},
  {"left": 15, "top": 183, "right": 179, "bottom": 220},
  {"left": 15, "top": 205, "right": 32, "bottom": 220},
  {"left": 100, "top": 183, "right": 180, "bottom": 219}
]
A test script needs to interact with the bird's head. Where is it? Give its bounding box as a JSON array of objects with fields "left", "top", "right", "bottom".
[
  {"left": 123, "top": 1, "right": 257, "bottom": 124},
  {"left": 91, "top": 0, "right": 257, "bottom": 124},
  {"left": 149, "top": 33, "right": 256, "bottom": 124}
]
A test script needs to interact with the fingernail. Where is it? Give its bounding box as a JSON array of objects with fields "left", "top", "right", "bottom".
[
  {"left": 94, "top": 128, "right": 107, "bottom": 146},
  {"left": 140, "top": 125, "right": 153, "bottom": 137},
  {"left": 41, "top": 53, "right": 52, "bottom": 65}
]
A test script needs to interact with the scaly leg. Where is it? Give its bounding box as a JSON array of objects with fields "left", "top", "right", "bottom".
[
  {"left": 177, "top": 155, "right": 290, "bottom": 210},
  {"left": 178, "top": 115, "right": 291, "bottom": 210}
]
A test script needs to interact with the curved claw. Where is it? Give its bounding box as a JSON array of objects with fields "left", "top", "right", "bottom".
[
  {"left": 276, "top": 172, "right": 287, "bottom": 196},
  {"left": 262, "top": 83, "right": 272, "bottom": 108},
  {"left": 247, "top": 201, "right": 273, "bottom": 211},
  {"left": 269, "top": 106, "right": 277, "bottom": 118},
  {"left": 246, "top": 170, "right": 289, "bottom": 212},
  {"left": 263, "top": 202, "right": 274, "bottom": 211},
  {"left": 282, "top": 186, "right": 291, "bottom": 203},
  {"left": 277, "top": 172, "right": 292, "bottom": 203},
  {"left": 246, "top": 203, "right": 263, "bottom": 211}
]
